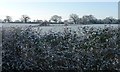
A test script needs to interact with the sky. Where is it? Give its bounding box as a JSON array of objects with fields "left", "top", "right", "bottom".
[{"left": 0, "top": 0, "right": 119, "bottom": 21}]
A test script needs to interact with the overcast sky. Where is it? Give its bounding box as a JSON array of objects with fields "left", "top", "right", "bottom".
[{"left": 0, "top": 0, "right": 119, "bottom": 21}]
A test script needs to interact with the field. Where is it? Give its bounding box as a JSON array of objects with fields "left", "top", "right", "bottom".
[
  {"left": 1, "top": 23, "right": 119, "bottom": 33},
  {"left": 1, "top": 24, "right": 120, "bottom": 71}
]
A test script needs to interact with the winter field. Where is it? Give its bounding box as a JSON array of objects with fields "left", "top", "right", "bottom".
[
  {"left": 1, "top": 23, "right": 120, "bottom": 71},
  {"left": 1, "top": 23, "right": 119, "bottom": 35},
  {"left": 1, "top": 23, "right": 119, "bottom": 33},
  {"left": 1, "top": 1, "right": 120, "bottom": 71}
]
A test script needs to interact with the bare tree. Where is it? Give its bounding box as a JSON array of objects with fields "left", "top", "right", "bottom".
[
  {"left": 14, "top": 20, "right": 21, "bottom": 23},
  {"left": 81, "top": 15, "right": 96, "bottom": 24},
  {"left": 36, "top": 20, "right": 43, "bottom": 23},
  {"left": 4, "top": 16, "right": 12, "bottom": 23},
  {"left": 69, "top": 14, "right": 79, "bottom": 24},
  {"left": 50, "top": 15, "right": 62, "bottom": 23},
  {"left": 103, "top": 17, "right": 117, "bottom": 24},
  {"left": 40, "top": 20, "right": 49, "bottom": 26},
  {"left": 0, "top": 19, "right": 2, "bottom": 23},
  {"left": 21, "top": 15, "right": 30, "bottom": 23}
]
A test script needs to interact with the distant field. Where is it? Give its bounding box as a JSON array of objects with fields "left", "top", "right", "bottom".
[
  {"left": 1, "top": 23, "right": 119, "bottom": 34},
  {"left": 0, "top": 23, "right": 119, "bottom": 26}
]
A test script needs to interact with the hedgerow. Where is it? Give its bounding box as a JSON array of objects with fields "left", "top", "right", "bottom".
[{"left": 2, "top": 26, "right": 120, "bottom": 71}]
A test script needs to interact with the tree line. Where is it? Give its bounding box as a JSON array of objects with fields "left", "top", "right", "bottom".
[{"left": 0, "top": 14, "right": 120, "bottom": 24}]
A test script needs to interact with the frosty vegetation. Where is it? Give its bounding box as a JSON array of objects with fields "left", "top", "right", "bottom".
[
  {"left": 1, "top": 14, "right": 120, "bottom": 24},
  {"left": 2, "top": 25, "right": 120, "bottom": 71}
]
